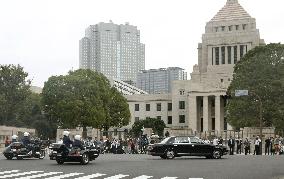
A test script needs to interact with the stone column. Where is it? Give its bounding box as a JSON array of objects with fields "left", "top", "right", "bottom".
[
  {"left": 231, "top": 46, "right": 234, "bottom": 64},
  {"left": 219, "top": 46, "right": 222, "bottom": 65},
  {"left": 188, "top": 95, "right": 197, "bottom": 133},
  {"left": 237, "top": 45, "right": 241, "bottom": 61},
  {"left": 208, "top": 47, "right": 212, "bottom": 66},
  {"left": 215, "top": 95, "right": 221, "bottom": 132},
  {"left": 225, "top": 46, "right": 228, "bottom": 65},
  {"left": 203, "top": 96, "right": 209, "bottom": 132}
]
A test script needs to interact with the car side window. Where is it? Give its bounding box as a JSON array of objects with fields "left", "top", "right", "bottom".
[
  {"left": 190, "top": 137, "right": 200, "bottom": 144},
  {"left": 174, "top": 137, "right": 189, "bottom": 143},
  {"left": 167, "top": 137, "right": 175, "bottom": 144}
]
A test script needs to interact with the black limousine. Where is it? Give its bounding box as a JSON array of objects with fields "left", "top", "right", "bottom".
[{"left": 148, "top": 136, "right": 228, "bottom": 159}]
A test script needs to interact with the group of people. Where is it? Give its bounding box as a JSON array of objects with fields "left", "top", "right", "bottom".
[{"left": 207, "top": 135, "right": 283, "bottom": 155}]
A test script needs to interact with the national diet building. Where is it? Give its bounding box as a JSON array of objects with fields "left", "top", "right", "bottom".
[{"left": 126, "top": 0, "right": 265, "bottom": 134}]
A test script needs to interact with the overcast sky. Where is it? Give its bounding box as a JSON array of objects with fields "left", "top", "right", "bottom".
[{"left": 0, "top": 0, "right": 283, "bottom": 87}]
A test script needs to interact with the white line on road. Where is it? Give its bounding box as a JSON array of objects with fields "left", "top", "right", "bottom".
[
  {"left": 189, "top": 178, "right": 203, "bottom": 179},
  {"left": 15, "top": 172, "right": 63, "bottom": 179},
  {"left": 132, "top": 175, "right": 153, "bottom": 179},
  {"left": 0, "top": 170, "right": 20, "bottom": 175},
  {"left": 103, "top": 174, "right": 129, "bottom": 179},
  {"left": 74, "top": 173, "right": 106, "bottom": 179},
  {"left": 44, "top": 173, "right": 84, "bottom": 179},
  {"left": 0, "top": 171, "right": 43, "bottom": 178},
  {"left": 160, "top": 177, "right": 178, "bottom": 179}
]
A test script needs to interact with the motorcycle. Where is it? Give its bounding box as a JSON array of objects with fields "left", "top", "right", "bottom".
[
  {"left": 3, "top": 141, "right": 45, "bottom": 160},
  {"left": 49, "top": 143, "right": 99, "bottom": 165}
]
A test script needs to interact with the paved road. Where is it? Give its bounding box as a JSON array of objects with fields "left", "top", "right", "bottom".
[{"left": 0, "top": 153, "right": 283, "bottom": 179}]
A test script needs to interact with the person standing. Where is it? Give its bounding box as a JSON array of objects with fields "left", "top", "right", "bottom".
[
  {"left": 244, "top": 138, "right": 250, "bottom": 155},
  {"left": 270, "top": 137, "right": 275, "bottom": 155},
  {"left": 236, "top": 137, "right": 242, "bottom": 154},
  {"left": 228, "top": 136, "right": 235, "bottom": 155},
  {"left": 254, "top": 136, "right": 261, "bottom": 155},
  {"left": 265, "top": 137, "right": 271, "bottom": 155},
  {"left": 213, "top": 136, "right": 219, "bottom": 146}
]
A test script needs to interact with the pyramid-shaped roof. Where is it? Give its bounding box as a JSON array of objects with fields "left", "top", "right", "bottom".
[{"left": 211, "top": 0, "right": 252, "bottom": 22}]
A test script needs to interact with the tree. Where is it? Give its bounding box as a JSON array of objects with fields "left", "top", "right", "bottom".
[
  {"left": 227, "top": 43, "right": 284, "bottom": 132},
  {"left": 42, "top": 69, "right": 130, "bottom": 138},
  {"left": 0, "top": 64, "right": 31, "bottom": 125},
  {"left": 131, "top": 117, "right": 166, "bottom": 137}
]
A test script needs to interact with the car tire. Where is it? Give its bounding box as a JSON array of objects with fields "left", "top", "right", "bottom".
[
  {"left": 160, "top": 155, "right": 167, "bottom": 159},
  {"left": 81, "top": 153, "right": 89, "bottom": 165},
  {"left": 166, "top": 150, "right": 175, "bottom": 159},
  {"left": 5, "top": 155, "right": 13, "bottom": 160},
  {"left": 212, "top": 150, "right": 222, "bottom": 159},
  {"left": 56, "top": 158, "right": 64, "bottom": 165}
]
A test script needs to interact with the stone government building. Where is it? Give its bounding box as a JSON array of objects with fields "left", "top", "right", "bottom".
[{"left": 126, "top": 0, "right": 265, "bottom": 135}]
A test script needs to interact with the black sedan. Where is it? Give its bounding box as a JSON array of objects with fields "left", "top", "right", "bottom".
[{"left": 148, "top": 136, "right": 228, "bottom": 159}]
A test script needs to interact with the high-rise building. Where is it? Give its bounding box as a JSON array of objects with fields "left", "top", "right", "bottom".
[
  {"left": 79, "top": 21, "right": 145, "bottom": 83},
  {"left": 136, "top": 67, "right": 187, "bottom": 94}
]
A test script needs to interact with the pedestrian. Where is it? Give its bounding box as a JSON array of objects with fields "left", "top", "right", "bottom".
[
  {"left": 212, "top": 136, "right": 218, "bottom": 146},
  {"left": 244, "top": 138, "right": 250, "bottom": 155},
  {"left": 265, "top": 137, "right": 271, "bottom": 155},
  {"left": 270, "top": 137, "right": 275, "bottom": 155},
  {"left": 236, "top": 137, "right": 242, "bottom": 154},
  {"left": 228, "top": 136, "right": 235, "bottom": 155},
  {"left": 254, "top": 136, "right": 261, "bottom": 155},
  {"left": 218, "top": 137, "right": 223, "bottom": 145}
]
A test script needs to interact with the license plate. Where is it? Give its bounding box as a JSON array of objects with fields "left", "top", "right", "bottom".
[
  {"left": 53, "top": 151, "right": 57, "bottom": 154},
  {"left": 12, "top": 149, "right": 17, "bottom": 152}
]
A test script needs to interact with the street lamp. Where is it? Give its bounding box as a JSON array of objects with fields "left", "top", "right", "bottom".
[{"left": 235, "top": 90, "right": 263, "bottom": 155}]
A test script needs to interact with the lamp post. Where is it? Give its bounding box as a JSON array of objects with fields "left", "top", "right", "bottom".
[{"left": 235, "top": 90, "right": 263, "bottom": 155}]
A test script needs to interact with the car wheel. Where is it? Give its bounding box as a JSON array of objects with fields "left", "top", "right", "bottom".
[
  {"left": 166, "top": 150, "right": 175, "bottom": 159},
  {"left": 212, "top": 150, "right": 221, "bottom": 159},
  {"left": 5, "top": 155, "right": 13, "bottom": 160},
  {"left": 160, "top": 155, "right": 167, "bottom": 159},
  {"left": 81, "top": 153, "right": 89, "bottom": 165},
  {"left": 39, "top": 150, "right": 45, "bottom": 159},
  {"left": 56, "top": 158, "right": 64, "bottom": 165}
]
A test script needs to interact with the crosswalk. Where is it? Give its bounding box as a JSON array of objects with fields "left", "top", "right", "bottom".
[{"left": 0, "top": 170, "right": 203, "bottom": 179}]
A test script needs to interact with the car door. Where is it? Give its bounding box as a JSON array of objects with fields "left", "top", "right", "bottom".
[
  {"left": 188, "top": 137, "right": 201, "bottom": 155},
  {"left": 173, "top": 137, "right": 190, "bottom": 155}
]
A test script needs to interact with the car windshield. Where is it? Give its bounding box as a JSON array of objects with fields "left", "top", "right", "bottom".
[{"left": 159, "top": 137, "right": 172, "bottom": 144}]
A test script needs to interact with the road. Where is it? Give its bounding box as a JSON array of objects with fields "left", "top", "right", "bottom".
[{"left": 0, "top": 153, "right": 283, "bottom": 179}]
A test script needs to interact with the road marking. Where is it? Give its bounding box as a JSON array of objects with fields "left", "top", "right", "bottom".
[
  {"left": 74, "top": 173, "right": 106, "bottom": 179},
  {"left": 0, "top": 170, "right": 20, "bottom": 175},
  {"left": 44, "top": 173, "right": 84, "bottom": 179},
  {"left": 15, "top": 172, "right": 63, "bottom": 179},
  {"left": 189, "top": 178, "right": 203, "bottom": 179},
  {"left": 161, "top": 177, "right": 178, "bottom": 179},
  {"left": 103, "top": 174, "right": 129, "bottom": 179},
  {"left": 0, "top": 171, "right": 43, "bottom": 178},
  {"left": 132, "top": 175, "right": 153, "bottom": 179}
]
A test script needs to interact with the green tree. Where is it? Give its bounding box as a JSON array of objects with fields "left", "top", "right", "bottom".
[
  {"left": 42, "top": 69, "right": 130, "bottom": 138},
  {"left": 131, "top": 117, "right": 166, "bottom": 137},
  {"left": 0, "top": 64, "right": 31, "bottom": 125},
  {"left": 227, "top": 43, "right": 284, "bottom": 132}
]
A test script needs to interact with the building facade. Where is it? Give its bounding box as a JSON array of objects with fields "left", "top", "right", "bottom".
[
  {"left": 136, "top": 67, "right": 187, "bottom": 94},
  {"left": 126, "top": 0, "right": 265, "bottom": 133},
  {"left": 79, "top": 21, "right": 145, "bottom": 84}
]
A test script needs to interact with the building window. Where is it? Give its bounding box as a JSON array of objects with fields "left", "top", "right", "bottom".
[
  {"left": 228, "top": 26, "right": 232, "bottom": 31},
  {"left": 179, "top": 115, "right": 185, "bottom": 123},
  {"left": 242, "top": 24, "right": 247, "bottom": 30},
  {"left": 146, "top": 104, "right": 150, "bottom": 111},
  {"left": 168, "top": 116, "right": 172, "bottom": 124},
  {"left": 215, "top": 27, "right": 218, "bottom": 32},
  {"left": 221, "top": 46, "right": 225, "bottom": 64},
  {"left": 221, "top": 26, "right": 225, "bottom": 31},
  {"left": 157, "top": 103, "right": 161, "bottom": 111},
  {"left": 179, "top": 101, "right": 185, "bottom": 109},
  {"left": 157, "top": 116, "right": 161, "bottom": 120},
  {"left": 179, "top": 90, "right": 185, "bottom": 95},
  {"left": 235, "top": 25, "right": 239, "bottom": 30},
  {"left": 135, "top": 117, "right": 139, "bottom": 122},
  {"left": 135, "top": 104, "right": 139, "bottom": 111},
  {"left": 227, "top": 46, "right": 231, "bottom": 64},
  {"left": 234, "top": 46, "right": 238, "bottom": 64},
  {"left": 215, "top": 47, "right": 219, "bottom": 65},
  {"left": 168, "top": 103, "right": 172, "bottom": 111},
  {"left": 220, "top": 79, "right": 223, "bottom": 83}
]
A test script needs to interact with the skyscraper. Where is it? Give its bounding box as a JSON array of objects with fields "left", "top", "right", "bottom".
[
  {"left": 79, "top": 21, "right": 145, "bottom": 84},
  {"left": 136, "top": 67, "right": 187, "bottom": 94}
]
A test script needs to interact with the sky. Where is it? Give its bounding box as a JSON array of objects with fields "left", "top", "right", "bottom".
[{"left": 0, "top": 0, "right": 284, "bottom": 87}]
